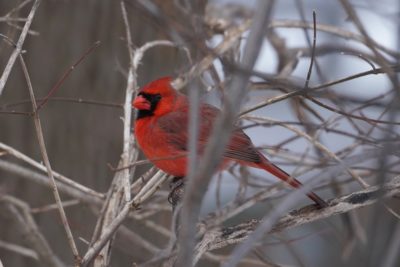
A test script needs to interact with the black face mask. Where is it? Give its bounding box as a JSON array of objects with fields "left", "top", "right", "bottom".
[{"left": 136, "top": 92, "right": 162, "bottom": 119}]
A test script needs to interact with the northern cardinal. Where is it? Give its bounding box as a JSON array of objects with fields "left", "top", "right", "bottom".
[{"left": 133, "top": 77, "right": 327, "bottom": 208}]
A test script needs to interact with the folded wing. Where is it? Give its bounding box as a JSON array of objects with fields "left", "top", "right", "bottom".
[{"left": 157, "top": 103, "right": 261, "bottom": 164}]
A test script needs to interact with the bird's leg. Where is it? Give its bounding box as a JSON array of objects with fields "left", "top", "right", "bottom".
[{"left": 168, "top": 176, "right": 185, "bottom": 207}]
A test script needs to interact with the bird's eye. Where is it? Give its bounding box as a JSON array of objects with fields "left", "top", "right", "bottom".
[{"left": 153, "top": 94, "right": 161, "bottom": 101}]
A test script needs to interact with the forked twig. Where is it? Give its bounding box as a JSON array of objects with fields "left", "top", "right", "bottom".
[
  {"left": 0, "top": 0, "right": 40, "bottom": 96},
  {"left": 36, "top": 41, "right": 101, "bottom": 111},
  {"left": 0, "top": 195, "right": 66, "bottom": 267},
  {"left": 80, "top": 171, "right": 169, "bottom": 266},
  {"left": 18, "top": 51, "right": 80, "bottom": 262}
]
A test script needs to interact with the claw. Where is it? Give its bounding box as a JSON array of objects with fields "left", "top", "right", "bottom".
[{"left": 168, "top": 176, "right": 185, "bottom": 207}]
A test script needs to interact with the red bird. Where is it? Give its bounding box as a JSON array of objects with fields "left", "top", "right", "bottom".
[{"left": 133, "top": 77, "right": 327, "bottom": 208}]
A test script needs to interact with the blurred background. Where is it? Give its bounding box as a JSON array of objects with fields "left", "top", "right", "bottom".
[{"left": 0, "top": 0, "right": 399, "bottom": 266}]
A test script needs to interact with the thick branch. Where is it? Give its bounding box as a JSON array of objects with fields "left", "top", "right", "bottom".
[{"left": 195, "top": 176, "right": 400, "bottom": 260}]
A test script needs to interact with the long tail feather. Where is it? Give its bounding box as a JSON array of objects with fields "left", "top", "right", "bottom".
[{"left": 257, "top": 157, "right": 327, "bottom": 208}]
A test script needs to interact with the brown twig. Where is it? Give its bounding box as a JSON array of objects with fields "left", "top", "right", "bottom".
[
  {"left": 219, "top": 175, "right": 399, "bottom": 266},
  {"left": 19, "top": 50, "right": 80, "bottom": 262},
  {"left": 109, "top": 153, "right": 187, "bottom": 172},
  {"left": 0, "top": 195, "right": 66, "bottom": 267},
  {"left": 176, "top": 1, "right": 276, "bottom": 266},
  {"left": 2, "top": 0, "right": 33, "bottom": 18},
  {"left": 0, "top": 142, "right": 104, "bottom": 200},
  {"left": 269, "top": 19, "right": 399, "bottom": 58},
  {"left": 36, "top": 41, "right": 101, "bottom": 111},
  {"left": 245, "top": 115, "right": 369, "bottom": 188},
  {"left": 88, "top": 3, "right": 185, "bottom": 265},
  {"left": 240, "top": 64, "right": 400, "bottom": 116},
  {"left": 0, "top": 240, "right": 38, "bottom": 260},
  {"left": 304, "top": 11, "right": 317, "bottom": 89},
  {"left": 89, "top": 4, "right": 137, "bottom": 264},
  {"left": 0, "top": 0, "right": 40, "bottom": 96},
  {"left": 81, "top": 171, "right": 169, "bottom": 266},
  {"left": 1, "top": 96, "right": 123, "bottom": 109}
]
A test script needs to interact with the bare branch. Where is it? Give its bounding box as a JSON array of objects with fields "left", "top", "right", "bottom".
[
  {"left": 81, "top": 171, "right": 169, "bottom": 266},
  {"left": 177, "top": 1, "right": 276, "bottom": 266},
  {"left": 0, "top": 0, "right": 40, "bottom": 96},
  {"left": 0, "top": 240, "right": 38, "bottom": 260},
  {"left": 19, "top": 51, "right": 80, "bottom": 261},
  {"left": 240, "top": 65, "right": 400, "bottom": 116},
  {"left": 0, "top": 142, "right": 104, "bottom": 200},
  {"left": 36, "top": 41, "right": 101, "bottom": 111},
  {"left": 0, "top": 195, "right": 65, "bottom": 267},
  {"left": 303, "top": 11, "right": 317, "bottom": 89},
  {"left": 201, "top": 176, "right": 400, "bottom": 265},
  {"left": 268, "top": 19, "right": 399, "bottom": 58},
  {"left": 171, "top": 19, "right": 252, "bottom": 90},
  {"left": 245, "top": 115, "right": 369, "bottom": 188},
  {"left": 0, "top": 159, "right": 102, "bottom": 205}
]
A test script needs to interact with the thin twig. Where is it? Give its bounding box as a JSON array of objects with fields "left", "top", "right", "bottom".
[
  {"left": 245, "top": 115, "right": 369, "bottom": 188},
  {"left": 80, "top": 171, "right": 169, "bottom": 266},
  {"left": 0, "top": 159, "right": 102, "bottom": 205},
  {"left": 0, "top": 195, "right": 66, "bottom": 267},
  {"left": 90, "top": 3, "right": 138, "bottom": 265},
  {"left": 3, "top": 0, "right": 33, "bottom": 18},
  {"left": 171, "top": 19, "right": 252, "bottom": 90},
  {"left": 176, "top": 1, "right": 276, "bottom": 266},
  {"left": 1, "top": 96, "right": 123, "bottom": 110},
  {"left": 269, "top": 19, "right": 399, "bottom": 58},
  {"left": 0, "top": 240, "right": 38, "bottom": 260},
  {"left": 31, "top": 199, "right": 80, "bottom": 213},
  {"left": 240, "top": 65, "right": 400, "bottom": 116},
  {"left": 89, "top": 4, "right": 182, "bottom": 265},
  {"left": 36, "top": 41, "right": 101, "bottom": 111},
  {"left": 303, "top": 11, "right": 316, "bottom": 89},
  {"left": 0, "top": 0, "right": 40, "bottom": 96},
  {"left": 0, "top": 142, "right": 104, "bottom": 199},
  {"left": 19, "top": 52, "right": 80, "bottom": 262},
  {"left": 109, "top": 153, "right": 186, "bottom": 172}
]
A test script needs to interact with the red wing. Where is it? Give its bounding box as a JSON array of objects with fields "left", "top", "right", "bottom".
[
  {"left": 226, "top": 129, "right": 262, "bottom": 163},
  {"left": 157, "top": 103, "right": 261, "bottom": 163},
  {"left": 156, "top": 104, "right": 215, "bottom": 151}
]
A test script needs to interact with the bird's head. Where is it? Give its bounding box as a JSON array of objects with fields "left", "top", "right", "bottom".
[{"left": 133, "top": 77, "right": 180, "bottom": 119}]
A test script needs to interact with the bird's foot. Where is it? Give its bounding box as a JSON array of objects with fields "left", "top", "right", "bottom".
[{"left": 168, "top": 176, "right": 185, "bottom": 207}]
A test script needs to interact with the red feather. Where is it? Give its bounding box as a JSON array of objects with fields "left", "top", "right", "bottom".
[{"left": 133, "top": 77, "right": 327, "bottom": 207}]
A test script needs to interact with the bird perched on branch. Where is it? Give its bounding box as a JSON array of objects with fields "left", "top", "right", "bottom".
[{"left": 132, "top": 77, "right": 327, "bottom": 208}]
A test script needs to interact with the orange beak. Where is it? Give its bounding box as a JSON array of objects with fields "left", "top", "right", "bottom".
[{"left": 133, "top": 95, "right": 151, "bottom": 110}]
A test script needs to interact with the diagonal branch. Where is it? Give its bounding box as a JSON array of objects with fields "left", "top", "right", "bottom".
[
  {"left": 176, "top": 1, "right": 276, "bottom": 266},
  {"left": 88, "top": 3, "right": 184, "bottom": 266},
  {"left": 19, "top": 51, "right": 80, "bottom": 262},
  {"left": 0, "top": 0, "right": 40, "bottom": 96},
  {"left": 0, "top": 195, "right": 66, "bottom": 267},
  {"left": 81, "top": 171, "right": 169, "bottom": 266},
  {"left": 0, "top": 142, "right": 104, "bottom": 200},
  {"left": 193, "top": 176, "right": 400, "bottom": 264},
  {"left": 0, "top": 240, "right": 38, "bottom": 260}
]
